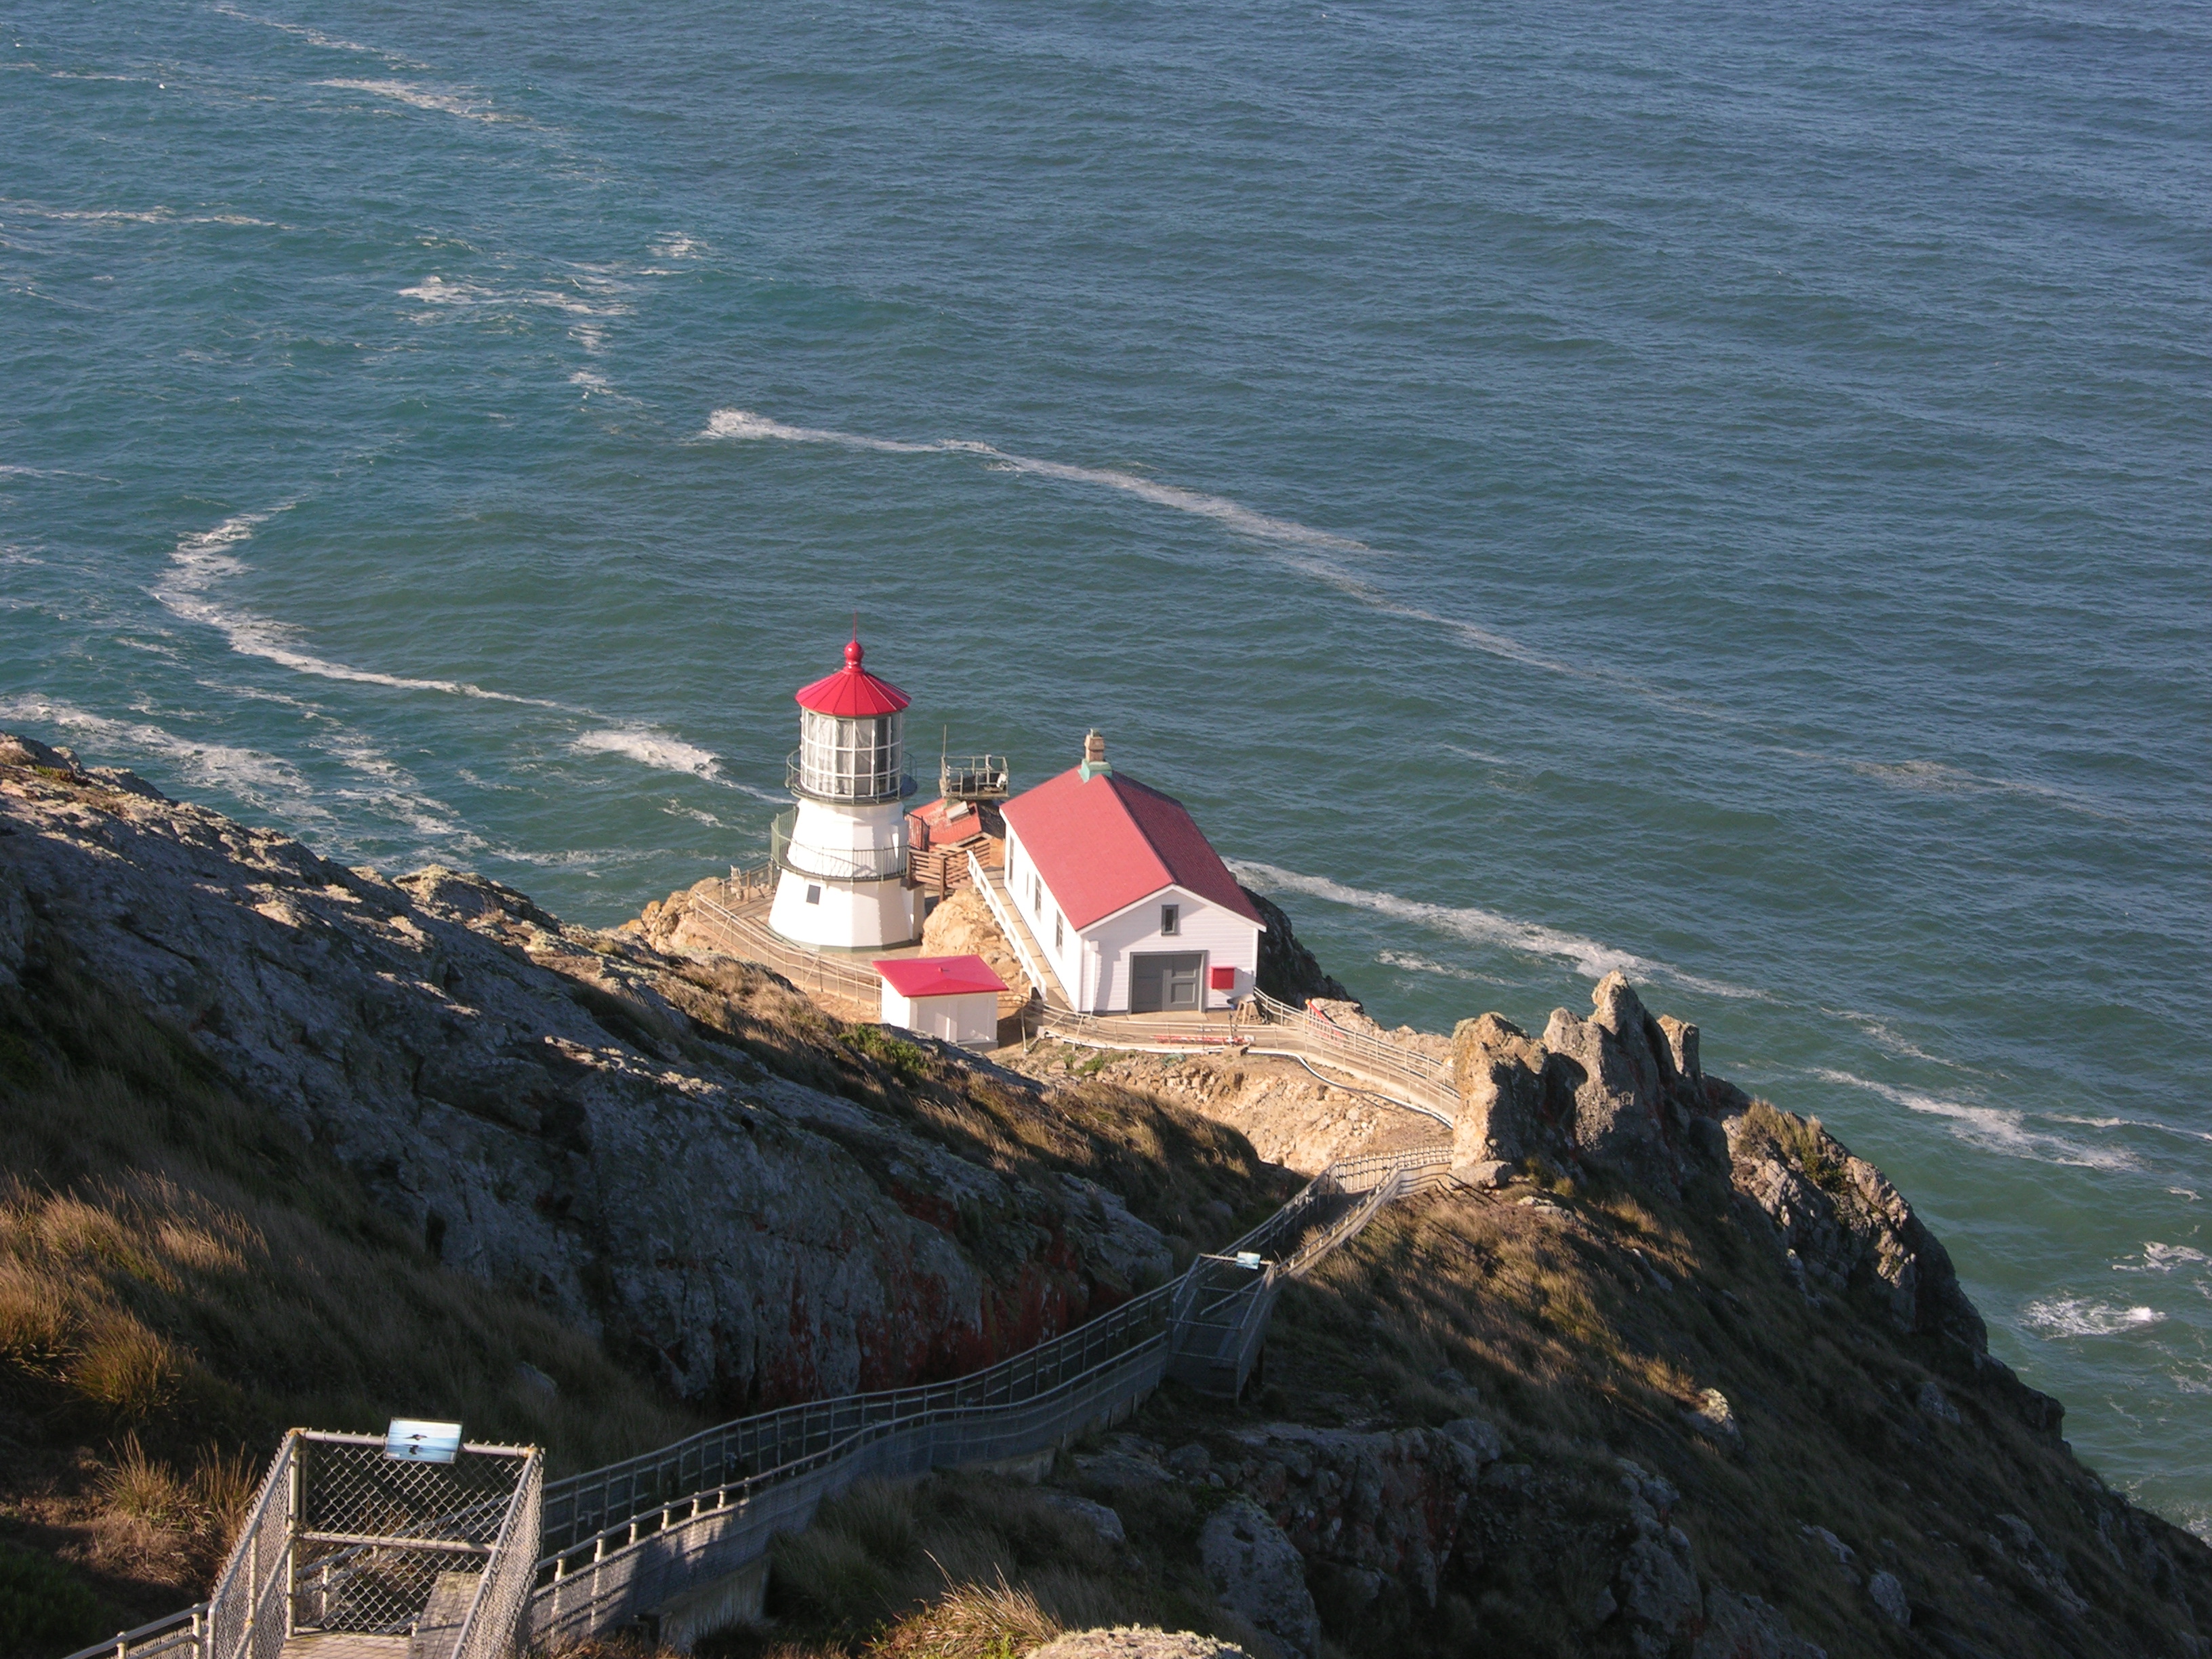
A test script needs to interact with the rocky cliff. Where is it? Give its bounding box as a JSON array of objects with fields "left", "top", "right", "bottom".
[{"left": 0, "top": 733, "right": 1170, "bottom": 1410}]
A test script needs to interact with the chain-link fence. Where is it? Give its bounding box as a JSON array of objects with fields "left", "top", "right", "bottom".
[
  {"left": 525, "top": 1139, "right": 1458, "bottom": 1645},
  {"left": 64, "top": 1432, "right": 540, "bottom": 1659},
  {"left": 67, "top": 1139, "right": 1452, "bottom": 1659}
]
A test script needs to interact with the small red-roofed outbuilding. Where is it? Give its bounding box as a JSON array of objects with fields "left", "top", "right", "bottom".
[{"left": 874, "top": 954, "right": 1006, "bottom": 1047}]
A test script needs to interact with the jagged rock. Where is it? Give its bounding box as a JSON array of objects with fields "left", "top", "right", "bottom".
[
  {"left": 1074, "top": 1450, "right": 1172, "bottom": 1491},
  {"left": 1684, "top": 1387, "right": 1742, "bottom": 1446},
  {"left": 918, "top": 884, "right": 1028, "bottom": 1024},
  {"left": 1243, "top": 887, "right": 1349, "bottom": 1006},
  {"left": 1449, "top": 1012, "right": 1553, "bottom": 1172},
  {"left": 1441, "top": 1416, "right": 1504, "bottom": 1464},
  {"left": 1231, "top": 1423, "right": 1481, "bottom": 1609},
  {"left": 1617, "top": 1533, "right": 1700, "bottom": 1638},
  {"left": 1724, "top": 1105, "right": 1992, "bottom": 1357},
  {"left": 0, "top": 739, "right": 1167, "bottom": 1407},
  {"left": 1199, "top": 1498, "right": 1321, "bottom": 1659},
  {"left": 1919, "top": 1380, "right": 1963, "bottom": 1424},
  {"left": 1801, "top": 1523, "right": 1853, "bottom": 1567},
  {"left": 1037, "top": 1490, "right": 1128, "bottom": 1547},
  {"left": 1032, "top": 1631, "right": 1250, "bottom": 1659},
  {"left": 1692, "top": 1586, "right": 1826, "bottom": 1658},
  {"left": 1541, "top": 972, "right": 1684, "bottom": 1189},
  {"left": 1868, "top": 1568, "right": 1910, "bottom": 1625},
  {"left": 1992, "top": 1513, "right": 2089, "bottom": 1612}
]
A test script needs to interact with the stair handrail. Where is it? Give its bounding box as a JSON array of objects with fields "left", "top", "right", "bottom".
[{"left": 967, "top": 850, "right": 1050, "bottom": 1002}]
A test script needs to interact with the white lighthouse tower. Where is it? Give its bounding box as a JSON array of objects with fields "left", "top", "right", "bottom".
[{"left": 767, "top": 637, "right": 923, "bottom": 949}]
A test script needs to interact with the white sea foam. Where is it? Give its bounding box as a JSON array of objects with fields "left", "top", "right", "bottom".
[
  {"left": 661, "top": 801, "right": 729, "bottom": 828},
  {"left": 652, "top": 234, "right": 703, "bottom": 260},
  {"left": 571, "top": 729, "right": 721, "bottom": 778},
  {"left": 209, "top": 2, "right": 428, "bottom": 67},
  {"left": 2139, "top": 1244, "right": 2211, "bottom": 1274},
  {"left": 1376, "top": 949, "right": 1511, "bottom": 985},
  {"left": 0, "top": 694, "right": 322, "bottom": 818},
  {"left": 153, "top": 508, "right": 573, "bottom": 708},
  {"left": 1822, "top": 1006, "right": 1968, "bottom": 1069},
  {"left": 701, "top": 408, "right": 1372, "bottom": 554},
  {"left": 319, "top": 79, "right": 504, "bottom": 124},
  {"left": 1811, "top": 1068, "right": 2136, "bottom": 1171},
  {"left": 2023, "top": 1296, "right": 2166, "bottom": 1338},
  {"left": 1233, "top": 859, "right": 1761, "bottom": 999}
]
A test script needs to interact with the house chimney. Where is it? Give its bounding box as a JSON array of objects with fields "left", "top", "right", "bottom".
[{"left": 1080, "top": 729, "right": 1111, "bottom": 783}]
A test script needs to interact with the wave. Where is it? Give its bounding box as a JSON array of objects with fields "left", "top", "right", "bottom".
[
  {"left": 570, "top": 729, "right": 720, "bottom": 778},
  {"left": 1233, "top": 859, "right": 1763, "bottom": 1000},
  {"left": 209, "top": 2, "right": 428, "bottom": 67},
  {"left": 0, "top": 694, "right": 324, "bottom": 820},
  {"left": 153, "top": 508, "right": 574, "bottom": 708},
  {"left": 1376, "top": 949, "right": 1512, "bottom": 985},
  {"left": 319, "top": 79, "right": 505, "bottom": 124},
  {"left": 2023, "top": 1296, "right": 2166, "bottom": 1338},
  {"left": 701, "top": 408, "right": 1371, "bottom": 554},
  {"left": 399, "top": 274, "right": 629, "bottom": 319},
  {"left": 1810, "top": 1068, "right": 2136, "bottom": 1172}
]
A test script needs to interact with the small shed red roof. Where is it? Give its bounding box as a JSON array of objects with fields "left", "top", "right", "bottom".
[
  {"left": 874, "top": 954, "right": 1006, "bottom": 998},
  {"left": 1000, "top": 768, "right": 1265, "bottom": 933},
  {"left": 796, "top": 638, "right": 910, "bottom": 718}
]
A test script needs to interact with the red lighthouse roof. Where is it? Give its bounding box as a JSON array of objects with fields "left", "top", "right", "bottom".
[{"left": 795, "top": 638, "right": 909, "bottom": 718}]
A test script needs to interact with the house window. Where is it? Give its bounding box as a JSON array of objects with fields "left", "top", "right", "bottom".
[
  {"left": 804, "top": 884, "right": 822, "bottom": 905},
  {"left": 1160, "top": 903, "right": 1179, "bottom": 936},
  {"left": 1054, "top": 912, "right": 1063, "bottom": 950}
]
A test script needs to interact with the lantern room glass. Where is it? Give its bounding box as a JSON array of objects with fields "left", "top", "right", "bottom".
[{"left": 799, "top": 710, "right": 904, "bottom": 801}]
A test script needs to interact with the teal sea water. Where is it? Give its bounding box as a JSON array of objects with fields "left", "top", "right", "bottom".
[{"left": 4, "top": 0, "right": 2209, "bottom": 1530}]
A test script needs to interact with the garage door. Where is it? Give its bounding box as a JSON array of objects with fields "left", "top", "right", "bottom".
[{"left": 1130, "top": 951, "right": 1204, "bottom": 1013}]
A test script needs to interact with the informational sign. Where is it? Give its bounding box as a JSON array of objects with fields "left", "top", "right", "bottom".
[
  {"left": 385, "top": 1418, "right": 463, "bottom": 1463},
  {"left": 1235, "top": 1252, "right": 1264, "bottom": 1271}
]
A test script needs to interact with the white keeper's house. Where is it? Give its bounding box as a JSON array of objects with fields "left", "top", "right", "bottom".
[{"left": 1000, "top": 733, "right": 1264, "bottom": 1015}]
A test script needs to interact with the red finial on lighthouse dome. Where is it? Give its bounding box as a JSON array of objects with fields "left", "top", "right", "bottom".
[{"left": 796, "top": 634, "right": 909, "bottom": 717}]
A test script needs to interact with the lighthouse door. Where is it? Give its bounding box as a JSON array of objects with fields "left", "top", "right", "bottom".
[{"left": 1130, "top": 951, "right": 1204, "bottom": 1013}]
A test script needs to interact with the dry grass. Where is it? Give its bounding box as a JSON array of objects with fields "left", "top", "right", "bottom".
[
  {"left": 700, "top": 1475, "right": 1227, "bottom": 1659},
  {"left": 0, "top": 955, "right": 704, "bottom": 1647},
  {"left": 1238, "top": 1170, "right": 2209, "bottom": 1658}
]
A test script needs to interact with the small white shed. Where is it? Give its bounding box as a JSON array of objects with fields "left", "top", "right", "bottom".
[{"left": 874, "top": 955, "right": 1005, "bottom": 1048}]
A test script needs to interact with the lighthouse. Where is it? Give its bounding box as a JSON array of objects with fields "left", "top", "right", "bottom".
[{"left": 767, "top": 637, "right": 923, "bottom": 950}]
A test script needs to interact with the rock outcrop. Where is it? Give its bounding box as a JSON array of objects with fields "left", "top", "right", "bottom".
[
  {"left": 1444, "top": 972, "right": 2034, "bottom": 1398},
  {"left": 0, "top": 736, "right": 1167, "bottom": 1408},
  {"left": 1200, "top": 1497, "right": 1322, "bottom": 1659},
  {"left": 1244, "top": 888, "right": 1349, "bottom": 1006}
]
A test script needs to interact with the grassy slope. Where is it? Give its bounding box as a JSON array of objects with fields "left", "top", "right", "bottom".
[
  {"left": 0, "top": 951, "right": 705, "bottom": 1654},
  {"left": 0, "top": 938, "right": 1290, "bottom": 1657},
  {"left": 703, "top": 1148, "right": 2212, "bottom": 1659}
]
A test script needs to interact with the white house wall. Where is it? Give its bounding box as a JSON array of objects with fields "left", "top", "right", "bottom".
[{"left": 1082, "top": 884, "right": 1258, "bottom": 1012}]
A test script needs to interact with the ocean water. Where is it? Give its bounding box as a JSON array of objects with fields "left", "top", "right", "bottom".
[{"left": 4, "top": 0, "right": 2209, "bottom": 1530}]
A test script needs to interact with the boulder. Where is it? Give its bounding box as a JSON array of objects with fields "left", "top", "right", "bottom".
[
  {"left": 919, "top": 884, "right": 1029, "bottom": 1023},
  {"left": 1037, "top": 1490, "right": 1128, "bottom": 1548},
  {"left": 1032, "top": 1632, "right": 1251, "bottom": 1659},
  {"left": 1449, "top": 1013, "right": 1551, "bottom": 1172},
  {"left": 1691, "top": 1586, "right": 1825, "bottom": 1659},
  {"left": 1230, "top": 1423, "right": 1481, "bottom": 1608},
  {"left": 1242, "top": 886, "right": 1349, "bottom": 1006},
  {"left": 1541, "top": 972, "right": 1683, "bottom": 1189},
  {"left": 1199, "top": 1498, "right": 1321, "bottom": 1659},
  {"left": 1617, "top": 1534, "right": 1700, "bottom": 1639},
  {"left": 1867, "top": 1568, "right": 1910, "bottom": 1626}
]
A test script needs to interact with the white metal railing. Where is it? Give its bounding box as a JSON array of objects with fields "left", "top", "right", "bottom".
[
  {"left": 78, "top": 1139, "right": 1453, "bottom": 1659},
  {"left": 688, "top": 890, "right": 884, "bottom": 1004},
  {"left": 63, "top": 1433, "right": 539, "bottom": 1659},
  {"left": 518, "top": 1136, "right": 1452, "bottom": 1643},
  {"left": 967, "top": 851, "right": 1051, "bottom": 1003}
]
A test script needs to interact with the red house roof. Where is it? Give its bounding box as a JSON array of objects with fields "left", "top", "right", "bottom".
[
  {"left": 874, "top": 955, "right": 1007, "bottom": 998},
  {"left": 796, "top": 638, "right": 909, "bottom": 718},
  {"left": 1000, "top": 768, "right": 1265, "bottom": 933}
]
